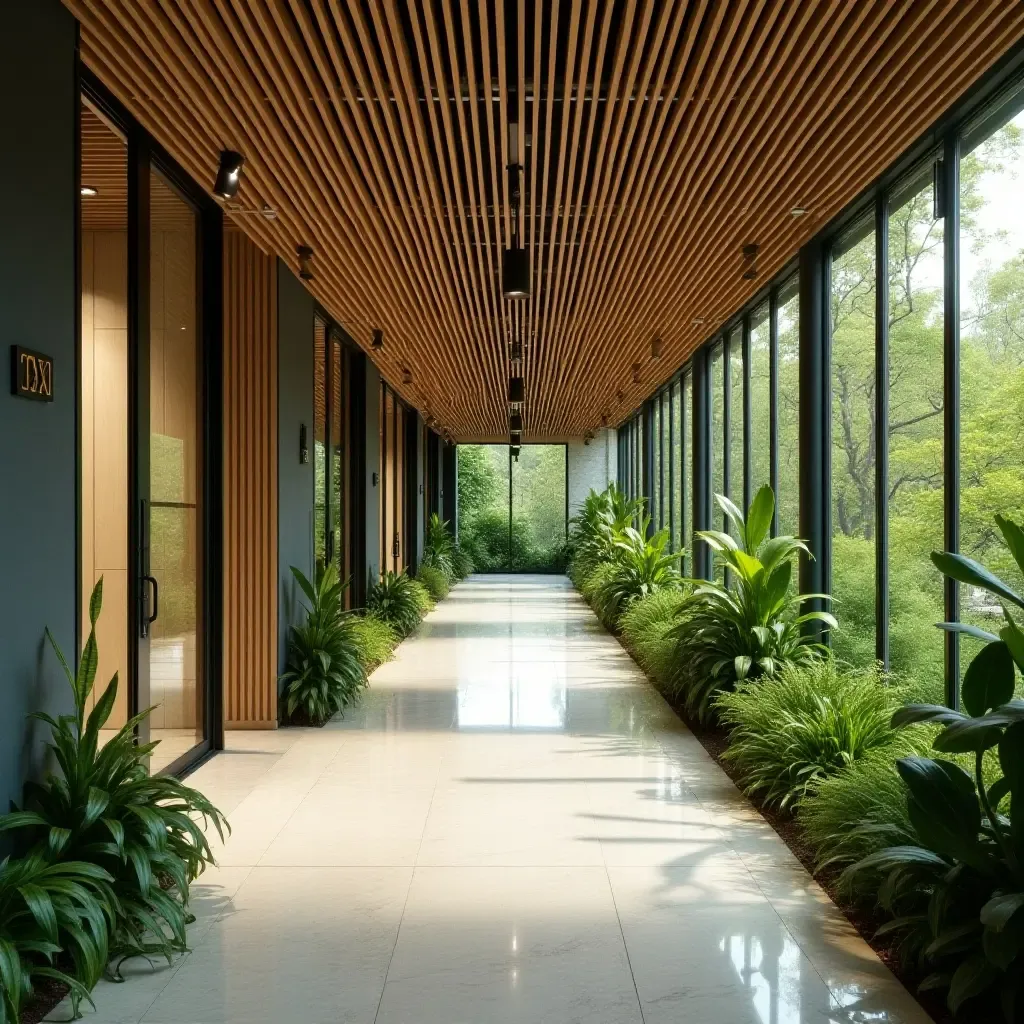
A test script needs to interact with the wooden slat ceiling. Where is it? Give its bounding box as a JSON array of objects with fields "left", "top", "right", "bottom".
[{"left": 67, "top": 1, "right": 1024, "bottom": 441}]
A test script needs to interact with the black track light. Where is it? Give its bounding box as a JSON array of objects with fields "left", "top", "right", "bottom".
[
  {"left": 402, "top": 367, "right": 413, "bottom": 385},
  {"left": 502, "top": 246, "right": 530, "bottom": 299},
  {"left": 371, "top": 329, "right": 384, "bottom": 351},
  {"left": 214, "top": 150, "right": 244, "bottom": 199},
  {"left": 742, "top": 243, "right": 760, "bottom": 280},
  {"left": 509, "top": 376, "right": 525, "bottom": 403},
  {"left": 510, "top": 430, "right": 522, "bottom": 446},
  {"left": 511, "top": 445, "right": 521, "bottom": 461},
  {"left": 297, "top": 246, "right": 314, "bottom": 281},
  {"left": 509, "top": 411, "right": 523, "bottom": 433}
]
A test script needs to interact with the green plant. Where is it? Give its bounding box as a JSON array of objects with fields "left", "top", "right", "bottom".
[
  {"left": 0, "top": 852, "right": 114, "bottom": 1023},
  {"left": 846, "top": 513, "right": 1024, "bottom": 1018},
  {"left": 417, "top": 563, "right": 450, "bottom": 602},
  {"left": 348, "top": 614, "right": 398, "bottom": 672},
  {"left": 618, "top": 588, "right": 690, "bottom": 686},
  {"left": 568, "top": 485, "right": 644, "bottom": 585},
  {"left": 667, "top": 486, "right": 834, "bottom": 722},
  {"left": 367, "top": 570, "right": 427, "bottom": 635},
  {"left": 422, "top": 513, "right": 456, "bottom": 581},
  {"left": 718, "top": 658, "right": 899, "bottom": 811},
  {"left": 279, "top": 565, "right": 367, "bottom": 725},
  {"left": 451, "top": 546, "right": 474, "bottom": 579},
  {"left": 589, "top": 519, "right": 682, "bottom": 626},
  {"left": 1, "top": 578, "right": 228, "bottom": 979}
]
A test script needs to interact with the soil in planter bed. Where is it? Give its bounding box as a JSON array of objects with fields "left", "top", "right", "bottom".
[
  {"left": 611, "top": 631, "right": 955, "bottom": 1024},
  {"left": 20, "top": 976, "right": 69, "bottom": 1023}
]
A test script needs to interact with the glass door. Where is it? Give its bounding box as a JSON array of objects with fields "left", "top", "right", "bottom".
[{"left": 143, "top": 164, "right": 205, "bottom": 773}]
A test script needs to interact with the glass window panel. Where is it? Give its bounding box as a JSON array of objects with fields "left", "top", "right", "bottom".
[
  {"left": 959, "top": 108, "right": 1024, "bottom": 693},
  {"left": 652, "top": 402, "right": 661, "bottom": 530},
  {"left": 887, "top": 171, "right": 945, "bottom": 696},
  {"left": 683, "top": 372, "right": 692, "bottom": 574},
  {"left": 710, "top": 343, "right": 725, "bottom": 579},
  {"left": 776, "top": 281, "right": 800, "bottom": 537},
  {"left": 512, "top": 445, "right": 567, "bottom": 569},
  {"left": 314, "top": 318, "right": 327, "bottom": 575},
  {"left": 661, "top": 391, "right": 670, "bottom": 531},
  {"left": 830, "top": 220, "right": 876, "bottom": 669},
  {"left": 750, "top": 302, "right": 771, "bottom": 498},
  {"left": 149, "top": 167, "right": 202, "bottom": 770},
  {"left": 457, "top": 444, "right": 511, "bottom": 570},
  {"left": 672, "top": 381, "right": 683, "bottom": 555},
  {"left": 330, "top": 336, "right": 344, "bottom": 581},
  {"left": 729, "top": 327, "right": 744, "bottom": 516}
]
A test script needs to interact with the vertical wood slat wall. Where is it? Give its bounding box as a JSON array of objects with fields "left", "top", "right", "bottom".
[{"left": 223, "top": 230, "right": 278, "bottom": 728}]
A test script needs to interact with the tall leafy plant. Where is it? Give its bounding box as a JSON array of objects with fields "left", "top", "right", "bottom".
[
  {"left": 422, "top": 513, "right": 456, "bottom": 580},
  {"left": 568, "top": 484, "right": 644, "bottom": 586},
  {"left": 0, "top": 853, "right": 114, "bottom": 1023},
  {"left": 1, "top": 578, "right": 228, "bottom": 978},
  {"left": 847, "top": 513, "right": 1024, "bottom": 1019},
  {"left": 667, "top": 485, "right": 833, "bottom": 722},
  {"left": 590, "top": 518, "right": 682, "bottom": 625},
  {"left": 367, "top": 570, "right": 427, "bottom": 635},
  {"left": 280, "top": 565, "right": 367, "bottom": 725}
]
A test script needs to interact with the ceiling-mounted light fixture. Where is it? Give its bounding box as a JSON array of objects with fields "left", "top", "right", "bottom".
[
  {"left": 371, "top": 329, "right": 384, "bottom": 351},
  {"left": 213, "top": 150, "right": 244, "bottom": 199},
  {"left": 741, "top": 243, "right": 760, "bottom": 281},
  {"left": 616, "top": 390, "right": 624, "bottom": 404},
  {"left": 509, "top": 411, "right": 523, "bottom": 433},
  {"left": 790, "top": 205, "right": 807, "bottom": 217},
  {"left": 297, "top": 245, "right": 314, "bottom": 281},
  {"left": 692, "top": 316, "right": 705, "bottom": 326},
  {"left": 509, "top": 375, "right": 525, "bottom": 403},
  {"left": 511, "top": 445, "right": 521, "bottom": 461},
  {"left": 509, "top": 339, "right": 523, "bottom": 363},
  {"left": 501, "top": 0, "right": 529, "bottom": 300},
  {"left": 600, "top": 413, "right": 609, "bottom": 427},
  {"left": 651, "top": 337, "right": 663, "bottom": 360},
  {"left": 510, "top": 430, "right": 522, "bottom": 446},
  {"left": 402, "top": 367, "right": 413, "bottom": 385},
  {"left": 631, "top": 362, "right": 641, "bottom": 384},
  {"left": 81, "top": 185, "right": 98, "bottom": 197}
]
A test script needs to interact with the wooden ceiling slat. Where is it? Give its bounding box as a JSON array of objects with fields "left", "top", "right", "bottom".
[{"left": 68, "top": 0, "right": 1024, "bottom": 440}]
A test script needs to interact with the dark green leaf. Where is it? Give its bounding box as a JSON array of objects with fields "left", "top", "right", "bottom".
[
  {"left": 947, "top": 953, "right": 999, "bottom": 1014},
  {"left": 932, "top": 550, "right": 1024, "bottom": 610},
  {"left": 745, "top": 485, "right": 774, "bottom": 553},
  {"left": 981, "top": 893, "right": 1024, "bottom": 931},
  {"left": 962, "top": 640, "right": 1016, "bottom": 717}
]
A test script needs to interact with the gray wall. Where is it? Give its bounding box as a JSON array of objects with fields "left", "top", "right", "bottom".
[
  {"left": 0, "top": 0, "right": 78, "bottom": 809},
  {"left": 567, "top": 429, "right": 618, "bottom": 516},
  {"left": 276, "top": 260, "right": 314, "bottom": 677},
  {"left": 364, "top": 362, "right": 381, "bottom": 583}
]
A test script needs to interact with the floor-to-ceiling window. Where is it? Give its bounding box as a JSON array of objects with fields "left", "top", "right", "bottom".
[
  {"left": 777, "top": 279, "right": 801, "bottom": 537},
  {"left": 682, "top": 371, "right": 693, "bottom": 573},
  {"left": 829, "top": 218, "right": 877, "bottom": 669},
  {"left": 750, "top": 303, "right": 771, "bottom": 502},
  {"left": 958, "top": 102, "right": 1024, "bottom": 689},
  {"left": 456, "top": 444, "right": 567, "bottom": 571},
  {"left": 728, "top": 326, "right": 744, "bottom": 517}
]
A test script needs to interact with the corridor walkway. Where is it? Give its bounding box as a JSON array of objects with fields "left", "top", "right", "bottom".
[{"left": 76, "top": 576, "right": 929, "bottom": 1023}]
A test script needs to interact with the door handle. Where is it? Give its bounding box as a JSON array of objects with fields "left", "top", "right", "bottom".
[{"left": 144, "top": 574, "right": 159, "bottom": 629}]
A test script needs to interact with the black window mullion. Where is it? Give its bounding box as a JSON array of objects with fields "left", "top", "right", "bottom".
[
  {"left": 874, "top": 194, "right": 890, "bottom": 671},
  {"left": 722, "top": 333, "right": 731, "bottom": 533},
  {"left": 658, "top": 392, "right": 665, "bottom": 529},
  {"left": 942, "top": 134, "right": 961, "bottom": 709},
  {"left": 668, "top": 382, "right": 676, "bottom": 548}
]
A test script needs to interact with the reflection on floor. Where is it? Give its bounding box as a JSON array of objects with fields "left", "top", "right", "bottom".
[{"left": 71, "top": 575, "right": 930, "bottom": 1024}]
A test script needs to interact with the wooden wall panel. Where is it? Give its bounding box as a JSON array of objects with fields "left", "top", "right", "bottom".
[{"left": 223, "top": 230, "right": 278, "bottom": 729}]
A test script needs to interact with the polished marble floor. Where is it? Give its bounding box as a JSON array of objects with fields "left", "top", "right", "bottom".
[{"left": 73, "top": 575, "right": 931, "bottom": 1023}]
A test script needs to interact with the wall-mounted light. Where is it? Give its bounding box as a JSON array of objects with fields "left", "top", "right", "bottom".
[
  {"left": 741, "top": 243, "right": 759, "bottom": 281},
  {"left": 297, "top": 245, "right": 314, "bottom": 281},
  {"left": 650, "top": 337, "right": 663, "bottom": 360},
  {"left": 371, "top": 329, "right": 384, "bottom": 351},
  {"left": 631, "top": 362, "right": 641, "bottom": 384},
  {"left": 509, "top": 411, "right": 523, "bottom": 433},
  {"left": 509, "top": 376, "right": 525, "bottom": 403},
  {"left": 402, "top": 367, "right": 413, "bottom": 385},
  {"left": 81, "top": 185, "right": 98, "bottom": 197},
  {"left": 213, "top": 150, "right": 244, "bottom": 199}
]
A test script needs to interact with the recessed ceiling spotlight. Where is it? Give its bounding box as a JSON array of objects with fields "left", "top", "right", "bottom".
[
  {"left": 371, "top": 329, "right": 384, "bottom": 351},
  {"left": 790, "top": 205, "right": 807, "bottom": 217},
  {"left": 213, "top": 150, "right": 244, "bottom": 199},
  {"left": 296, "top": 245, "right": 314, "bottom": 281},
  {"left": 261, "top": 204, "right": 278, "bottom": 220},
  {"left": 616, "top": 390, "right": 624, "bottom": 404},
  {"left": 80, "top": 185, "right": 98, "bottom": 197},
  {"left": 651, "top": 337, "right": 663, "bottom": 360},
  {"left": 631, "top": 362, "right": 641, "bottom": 384},
  {"left": 402, "top": 367, "right": 413, "bottom": 385}
]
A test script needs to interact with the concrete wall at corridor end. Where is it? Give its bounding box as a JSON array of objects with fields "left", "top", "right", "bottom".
[{"left": 566, "top": 429, "right": 617, "bottom": 517}]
